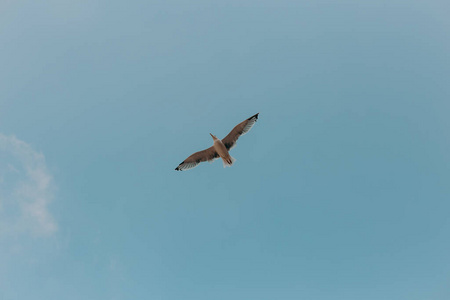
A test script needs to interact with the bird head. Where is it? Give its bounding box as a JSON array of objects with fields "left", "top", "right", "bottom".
[{"left": 210, "top": 133, "right": 218, "bottom": 141}]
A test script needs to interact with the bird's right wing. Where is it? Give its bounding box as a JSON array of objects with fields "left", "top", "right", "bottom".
[
  {"left": 175, "top": 146, "right": 219, "bottom": 171},
  {"left": 222, "top": 113, "right": 259, "bottom": 151}
]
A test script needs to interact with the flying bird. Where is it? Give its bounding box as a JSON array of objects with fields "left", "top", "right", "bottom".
[{"left": 175, "top": 113, "right": 259, "bottom": 171}]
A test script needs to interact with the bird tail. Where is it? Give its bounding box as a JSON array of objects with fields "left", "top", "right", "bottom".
[{"left": 222, "top": 156, "right": 236, "bottom": 168}]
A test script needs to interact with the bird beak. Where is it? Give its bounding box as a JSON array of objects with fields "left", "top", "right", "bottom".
[{"left": 210, "top": 133, "right": 213, "bottom": 137}]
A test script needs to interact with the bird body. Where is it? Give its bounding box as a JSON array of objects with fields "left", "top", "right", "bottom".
[
  {"left": 175, "top": 113, "right": 259, "bottom": 171},
  {"left": 210, "top": 134, "right": 235, "bottom": 167}
]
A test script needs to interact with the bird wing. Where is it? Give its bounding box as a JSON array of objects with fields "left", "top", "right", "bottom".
[
  {"left": 175, "top": 146, "right": 219, "bottom": 171},
  {"left": 221, "top": 113, "right": 259, "bottom": 151}
]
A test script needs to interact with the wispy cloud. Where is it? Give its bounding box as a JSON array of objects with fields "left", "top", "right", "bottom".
[{"left": 0, "top": 134, "right": 57, "bottom": 237}]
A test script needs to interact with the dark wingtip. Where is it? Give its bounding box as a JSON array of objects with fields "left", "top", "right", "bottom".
[
  {"left": 175, "top": 161, "right": 184, "bottom": 171},
  {"left": 248, "top": 113, "right": 259, "bottom": 120}
]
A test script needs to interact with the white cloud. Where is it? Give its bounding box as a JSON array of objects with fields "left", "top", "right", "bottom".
[{"left": 0, "top": 134, "right": 57, "bottom": 237}]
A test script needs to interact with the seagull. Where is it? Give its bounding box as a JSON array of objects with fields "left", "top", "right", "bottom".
[{"left": 175, "top": 113, "right": 259, "bottom": 171}]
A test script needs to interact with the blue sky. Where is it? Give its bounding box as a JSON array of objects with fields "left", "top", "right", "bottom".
[{"left": 1, "top": 0, "right": 449, "bottom": 299}]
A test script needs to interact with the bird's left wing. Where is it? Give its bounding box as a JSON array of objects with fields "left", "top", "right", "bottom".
[
  {"left": 222, "top": 113, "right": 259, "bottom": 151},
  {"left": 175, "top": 146, "right": 219, "bottom": 171}
]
